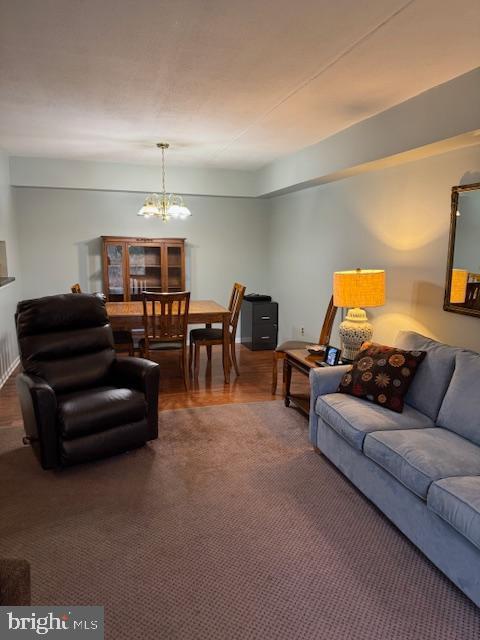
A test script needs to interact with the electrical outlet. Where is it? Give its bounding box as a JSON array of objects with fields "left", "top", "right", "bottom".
[{"left": 300, "top": 327, "right": 305, "bottom": 336}]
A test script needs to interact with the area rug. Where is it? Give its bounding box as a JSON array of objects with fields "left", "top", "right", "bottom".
[{"left": 0, "top": 402, "right": 479, "bottom": 639}]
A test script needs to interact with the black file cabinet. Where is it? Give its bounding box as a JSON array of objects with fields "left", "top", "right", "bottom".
[{"left": 241, "top": 300, "right": 278, "bottom": 350}]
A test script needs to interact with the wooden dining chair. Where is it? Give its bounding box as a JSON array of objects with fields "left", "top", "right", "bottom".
[
  {"left": 70, "top": 283, "right": 134, "bottom": 356},
  {"left": 189, "top": 282, "right": 246, "bottom": 380},
  {"left": 140, "top": 291, "right": 191, "bottom": 391},
  {"left": 271, "top": 295, "right": 337, "bottom": 394}
]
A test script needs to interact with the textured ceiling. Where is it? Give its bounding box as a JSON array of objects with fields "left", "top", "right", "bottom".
[{"left": 0, "top": 0, "right": 479, "bottom": 169}]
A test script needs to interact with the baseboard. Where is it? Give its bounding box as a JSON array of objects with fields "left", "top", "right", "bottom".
[{"left": 0, "top": 356, "right": 20, "bottom": 390}]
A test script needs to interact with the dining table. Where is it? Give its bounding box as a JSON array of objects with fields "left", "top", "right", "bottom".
[{"left": 106, "top": 299, "right": 232, "bottom": 383}]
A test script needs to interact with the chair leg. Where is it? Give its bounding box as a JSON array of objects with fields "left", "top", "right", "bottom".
[
  {"left": 230, "top": 340, "right": 240, "bottom": 376},
  {"left": 194, "top": 342, "right": 201, "bottom": 380},
  {"left": 182, "top": 347, "right": 190, "bottom": 391},
  {"left": 205, "top": 323, "right": 212, "bottom": 361},
  {"left": 272, "top": 352, "right": 278, "bottom": 394},
  {"left": 189, "top": 340, "right": 193, "bottom": 372}
]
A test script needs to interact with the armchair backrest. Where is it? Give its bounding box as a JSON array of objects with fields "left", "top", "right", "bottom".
[{"left": 16, "top": 293, "right": 115, "bottom": 393}]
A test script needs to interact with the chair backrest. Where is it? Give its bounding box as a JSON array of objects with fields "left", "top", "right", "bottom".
[
  {"left": 71, "top": 283, "right": 82, "bottom": 293},
  {"left": 318, "top": 295, "right": 337, "bottom": 345},
  {"left": 228, "top": 282, "right": 246, "bottom": 338},
  {"left": 142, "top": 291, "right": 191, "bottom": 347},
  {"left": 466, "top": 282, "right": 480, "bottom": 307},
  {"left": 16, "top": 294, "right": 115, "bottom": 393}
]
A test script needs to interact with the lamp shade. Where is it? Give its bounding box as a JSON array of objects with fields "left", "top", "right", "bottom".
[
  {"left": 333, "top": 269, "right": 385, "bottom": 308},
  {"left": 450, "top": 269, "right": 468, "bottom": 303}
]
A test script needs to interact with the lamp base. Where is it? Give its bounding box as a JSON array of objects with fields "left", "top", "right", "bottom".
[{"left": 339, "top": 308, "right": 373, "bottom": 361}]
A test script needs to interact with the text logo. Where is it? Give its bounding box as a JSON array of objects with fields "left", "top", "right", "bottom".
[{"left": 0, "top": 607, "right": 104, "bottom": 638}]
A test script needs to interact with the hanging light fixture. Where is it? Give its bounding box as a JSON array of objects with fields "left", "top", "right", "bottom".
[{"left": 137, "top": 143, "right": 192, "bottom": 221}]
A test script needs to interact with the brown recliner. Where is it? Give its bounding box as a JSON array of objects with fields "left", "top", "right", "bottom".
[{"left": 16, "top": 293, "right": 160, "bottom": 469}]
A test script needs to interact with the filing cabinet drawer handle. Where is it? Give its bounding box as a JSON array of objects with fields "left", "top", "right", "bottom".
[
  {"left": 261, "top": 315, "right": 271, "bottom": 320},
  {"left": 260, "top": 336, "right": 271, "bottom": 340}
]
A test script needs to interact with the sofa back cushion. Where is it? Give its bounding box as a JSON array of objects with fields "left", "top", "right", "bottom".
[
  {"left": 394, "top": 331, "right": 458, "bottom": 421},
  {"left": 436, "top": 350, "right": 480, "bottom": 445}
]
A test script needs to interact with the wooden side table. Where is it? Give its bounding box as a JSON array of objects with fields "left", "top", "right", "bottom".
[
  {"left": 283, "top": 348, "right": 346, "bottom": 415},
  {"left": 283, "top": 349, "right": 324, "bottom": 415}
]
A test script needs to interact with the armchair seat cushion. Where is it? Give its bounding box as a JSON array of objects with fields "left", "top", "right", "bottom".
[
  {"left": 364, "top": 428, "right": 480, "bottom": 500},
  {"left": 58, "top": 386, "right": 146, "bottom": 440},
  {"left": 428, "top": 476, "right": 480, "bottom": 551},
  {"left": 190, "top": 328, "right": 223, "bottom": 342},
  {"left": 316, "top": 393, "right": 434, "bottom": 451}
]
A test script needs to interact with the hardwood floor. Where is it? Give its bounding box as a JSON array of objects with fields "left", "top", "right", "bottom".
[{"left": 0, "top": 345, "right": 310, "bottom": 427}]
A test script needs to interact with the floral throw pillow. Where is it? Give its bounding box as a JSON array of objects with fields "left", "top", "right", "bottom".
[{"left": 337, "top": 343, "right": 426, "bottom": 413}]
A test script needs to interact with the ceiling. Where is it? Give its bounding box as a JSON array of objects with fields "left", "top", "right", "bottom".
[{"left": 0, "top": 0, "right": 479, "bottom": 169}]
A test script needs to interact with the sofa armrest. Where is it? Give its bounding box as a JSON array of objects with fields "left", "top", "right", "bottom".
[
  {"left": 309, "top": 365, "right": 351, "bottom": 446},
  {"left": 309, "top": 365, "right": 351, "bottom": 401},
  {"left": 111, "top": 357, "right": 160, "bottom": 440},
  {"left": 16, "top": 373, "right": 58, "bottom": 470},
  {"left": 0, "top": 559, "right": 31, "bottom": 605}
]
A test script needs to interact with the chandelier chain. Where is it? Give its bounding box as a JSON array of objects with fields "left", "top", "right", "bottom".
[{"left": 162, "top": 145, "right": 166, "bottom": 198}]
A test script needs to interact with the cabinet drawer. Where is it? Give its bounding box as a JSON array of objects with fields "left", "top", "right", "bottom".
[
  {"left": 253, "top": 303, "right": 278, "bottom": 324},
  {"left": 252, "top": 322, "right": 277, "bottom": 339},
  {"left": 252, "top": 323, "right": 277, "bottom": 350},
  {"left": 251, "top": 336, "right": 277, "bottom": 350}
]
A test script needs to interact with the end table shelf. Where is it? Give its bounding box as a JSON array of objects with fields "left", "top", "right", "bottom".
[{"left": 283, "top": 349, "right": 345, "bottom": 415}]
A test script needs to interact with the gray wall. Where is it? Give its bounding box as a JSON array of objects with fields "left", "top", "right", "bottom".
[
  {"left": 13, "top": 188, "right": 270, "bottom": 305},
  {"left": 267, "top": 144, "right": 480, "bottom": 353},
  {"left": 0, "top": 151, "right": 21, "bottom": 383},
  {"left": 6, "top": 143, "right": 480, "bottom": 379}
]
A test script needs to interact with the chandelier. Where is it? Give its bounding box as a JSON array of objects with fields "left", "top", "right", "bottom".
[{"left": 137, "top": 143, "right": 192, "bottom": 222}]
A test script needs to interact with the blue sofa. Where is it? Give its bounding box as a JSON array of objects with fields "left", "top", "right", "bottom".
[{"left": 309, "top": 331, "right": 480, "bottom": 607}]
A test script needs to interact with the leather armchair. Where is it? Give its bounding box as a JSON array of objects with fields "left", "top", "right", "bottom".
[{"left": 16, "top": 293, "right": 160, "bottom": 469}]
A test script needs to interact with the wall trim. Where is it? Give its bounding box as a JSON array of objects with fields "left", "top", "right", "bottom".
[{"left": 0, "top": 356, "right": 20, "bottom": 390}]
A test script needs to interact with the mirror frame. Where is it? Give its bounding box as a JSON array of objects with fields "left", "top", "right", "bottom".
[{"left": 444, "top": 182, "right": 480, "bottom": 318}]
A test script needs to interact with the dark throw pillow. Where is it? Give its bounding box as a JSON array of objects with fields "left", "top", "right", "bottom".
[{"left": 337, "top": 342, "right": 426, "bottom": 413}]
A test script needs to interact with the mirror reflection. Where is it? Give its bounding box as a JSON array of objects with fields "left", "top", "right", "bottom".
[{"left": 445, "top": 184, "right": 480, "bottom": 316}]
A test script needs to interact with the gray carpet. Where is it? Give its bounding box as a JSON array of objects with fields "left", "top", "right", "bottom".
[{"left": 0, "top": 401, "right": 479, "bottom": 639}]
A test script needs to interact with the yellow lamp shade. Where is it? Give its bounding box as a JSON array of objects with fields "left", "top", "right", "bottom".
[
  {"left": 333, "top": 269, "right": 386, "bottom": 308},
  {"left": 450, "top": 269, "right": 468, "bottom": 304}
]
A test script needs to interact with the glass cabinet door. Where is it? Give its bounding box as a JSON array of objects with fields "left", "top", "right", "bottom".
[
  {"left": 106, "top": 244, "right": 125, "bottom": 301},
  {"left": 166, "top": 245, "right": 183, "bottom": 292},
  {"left": 128, "top": 245, "right": 162, "bottom": 300}
]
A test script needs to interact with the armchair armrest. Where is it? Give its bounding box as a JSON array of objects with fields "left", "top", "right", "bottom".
[
  {"left": 111, "top": 357, "right": 160, "bottom": 440},
  {"left": 309, "top": 365, "right": 351, "bottom": 446},
  {"left": 16, "top": 373, "right": 58, "bottom": 470},
  {"left": 111, "top": 357, "right": 160, "bottom": 393}
]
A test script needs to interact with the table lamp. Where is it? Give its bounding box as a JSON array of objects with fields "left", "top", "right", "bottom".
[
  {"left": 450, "top": 269, "right": 468, "bottom": 304},
  {"left": 333, "top": 269, "right": 386, "bottom": 361}
]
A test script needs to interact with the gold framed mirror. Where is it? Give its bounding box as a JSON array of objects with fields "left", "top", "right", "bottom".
[{"left": 444, "top": 182, "right": 480, "bottom": 318}]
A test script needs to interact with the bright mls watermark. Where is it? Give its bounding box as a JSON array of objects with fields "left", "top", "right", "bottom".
[{"left": 0, "top": 607, "right": 104, "bottom": 638}]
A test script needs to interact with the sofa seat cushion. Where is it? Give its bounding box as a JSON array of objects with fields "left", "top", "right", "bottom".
[
  {"left": 58, "top": 386, "right": 146, "bottom": 440},
  {"left": 364, "top": 428, "right": 480, "bottom": 499},
  {"left": 315, "top": 393, "right": 434, "bottom": 451},
  {"left": 428, "top": 476, "right": 480, "bottom": 551}
]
